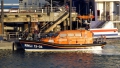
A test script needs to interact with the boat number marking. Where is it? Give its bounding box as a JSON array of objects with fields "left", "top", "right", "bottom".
[
  {"left": 34, "top": 45, "right": 43, "bottom": 48},
  {"left": 25, "top": 44, "right": 43, "bottom": 48}
]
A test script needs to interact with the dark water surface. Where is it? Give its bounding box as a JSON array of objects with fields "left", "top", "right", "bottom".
[{"left": 0, "top": 44, "right": 120, "bottom": 68}]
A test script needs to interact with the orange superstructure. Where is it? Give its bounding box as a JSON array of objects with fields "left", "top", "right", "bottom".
[{"left": 41, "top": 30, "right": 93, "bottom": 44}]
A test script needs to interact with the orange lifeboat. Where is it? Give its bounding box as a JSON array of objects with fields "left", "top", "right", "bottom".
[{"left": 19, "top": 30, "right": 107, "bottom": 50}]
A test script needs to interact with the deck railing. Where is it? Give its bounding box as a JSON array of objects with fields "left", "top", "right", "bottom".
[{"left": 1, "top": 7, "right": 76, "bottom": 13}]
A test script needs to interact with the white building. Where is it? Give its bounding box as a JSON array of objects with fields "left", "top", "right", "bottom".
[
  {"left": 95, "top": 0, "right": 120, "bottom": 21},
  {"left": 91, "top": 0, "right": 120, "bottom": 31}
]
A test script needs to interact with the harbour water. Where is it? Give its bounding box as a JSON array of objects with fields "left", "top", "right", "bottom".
[{"left": 0, "top": 44, "right": 120, "bottom": 68}]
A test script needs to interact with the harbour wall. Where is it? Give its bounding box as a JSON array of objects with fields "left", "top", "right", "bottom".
[{"left": 0, "top": 41, "right": 23, "bottom": 50}]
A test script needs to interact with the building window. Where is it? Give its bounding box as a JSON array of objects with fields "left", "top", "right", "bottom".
[
  {"left": 59, "top": 34, "right": 67, "bottom": 38},
  {"left": 28, "top": 0, "right": 32, "bottom": 5},
  {"left": 114, "top": 23, "right": 116, "bottom": 28},
  {"left": 97, "top": 10, "right": 100, "bottom": 16},
  {"left": 24, "top": 2, "right": 26, "bottom": 7},
  {"left": 39, "top": 3, "right": 41, "bottom": 7},
  {"left": 35, "top": 0, "right": 37, "bottom": 5}
]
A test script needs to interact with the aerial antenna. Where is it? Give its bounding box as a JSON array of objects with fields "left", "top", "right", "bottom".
[
  {"left": 86, "top": 5, "right": 87, "bottom": 15},
  {"left": 79, "top": 4, "right": 80, "bottom": 15},
  {"left": 78, "top": 4, "right": 82, "bottom": 29},
  {"left": 73, "top": 1, "right": 74, "bottom": 7}
]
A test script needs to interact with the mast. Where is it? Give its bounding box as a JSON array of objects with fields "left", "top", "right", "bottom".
[
  {"left": 69, "top": 0, "right": 72, "bottom": 30},
  {"left": 79, "top": 4, "right": 80, "bottom": 14},
  {"left": 1, "top": 0, "right": 4, "bottom": 34},
  {"left": 50, "top": 0, "right": 52, "bottom": 12}
]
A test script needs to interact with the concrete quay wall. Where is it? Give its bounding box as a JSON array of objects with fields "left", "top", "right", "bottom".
[
  {"left": 0, "top": 41, "right": 23, "bottom": 50},
  {"left": 0, "top": 41, "right": 13, "bottom": 49}
]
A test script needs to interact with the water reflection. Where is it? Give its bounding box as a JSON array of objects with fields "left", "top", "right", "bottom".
[
  {"left": 50, "top": 52, "right": 93, "bottom": 68},
  {"left": 0, "top": 44, "right": 120, "bottom": 68}
]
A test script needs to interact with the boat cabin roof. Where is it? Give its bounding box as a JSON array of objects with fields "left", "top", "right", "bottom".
[{"left": 58, "top": 30, "right": 89, "bottom": 34}]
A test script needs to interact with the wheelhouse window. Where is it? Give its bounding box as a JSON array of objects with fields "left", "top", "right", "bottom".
[
  {"left": 75, "top": 33, "right": 81, "bottom": 37},
  {"left": 59, "top": 34, "right": 67, "bottom": 38},
  {"left": 68, "top": 33, "right": 74, "bottom": 37}
]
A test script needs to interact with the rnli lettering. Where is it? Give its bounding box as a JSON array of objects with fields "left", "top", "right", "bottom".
[
  {"left": 24, "top": 44, "right": 42, "bottom": 48},
  {"left": 25, "top": 44, "right": 33, "bottom": 47}
]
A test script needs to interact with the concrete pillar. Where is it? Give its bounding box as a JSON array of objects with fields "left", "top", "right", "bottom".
[
  {"left": 119, "top": 2, "right": 120, "bottom": 20},
  {"left": 1, "top": 0, "right": 4, "bottom": 34},
  {"left": 110, "top": 1, "right": 114, "bottom": 21},
  {"left": 76, "top": 19, "right": 79, "bottom": 29},
  {"left": 42, "top": 9, "right": 43, "bottom": 13},
  {"left": 95, "top": 2, "right": 98, "bottom": 21},
  {"left": 31, "top": 22, "right": 37, "bottom": 29},
  {"left": 42, "top": 22, "right": 46, "bottom": 26},
  {"left": 99, "top": 3, "right": 102, "bottom": 20},
  {"left": 63, "top": 20, "right": 66, "bottom": 30},
  {"left": 0, "top": 23, "right": 2, "bottom": 34},
  {"left": 66, "top": 18, "right": 69, "bottom": 30},
  {"left": 104, "top": 1, "right": 106, "bottom": 21},
  {"left": 69, "top": 0, "right": 72, "bottom": 30}
]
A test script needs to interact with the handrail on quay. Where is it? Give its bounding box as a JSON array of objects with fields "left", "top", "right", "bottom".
[
  {"left": 0, "top": 32, "right": 21, "bottom": 41},
  {"left": 7, "top": 32, "right": 20, "bottom": 41}
]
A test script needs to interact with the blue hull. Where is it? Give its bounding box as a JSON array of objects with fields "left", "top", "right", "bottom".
[
  {"left": 20, "top": 43, "right": 56, "bottom": 49},
  {"left": 19, "top": 40, "right": 106, "bottom": 51}
]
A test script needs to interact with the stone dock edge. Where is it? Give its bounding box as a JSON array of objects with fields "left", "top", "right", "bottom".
[{"left": 0, "top": 41, "right": 23, "bottom": 50}]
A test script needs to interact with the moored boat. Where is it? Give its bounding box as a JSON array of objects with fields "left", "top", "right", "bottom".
[
  {"left": 90, "top": 28, "right": 119, "bottom": 38},
  {"left": 19, "top": 29, "right": 106, "bottom": 51}
]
